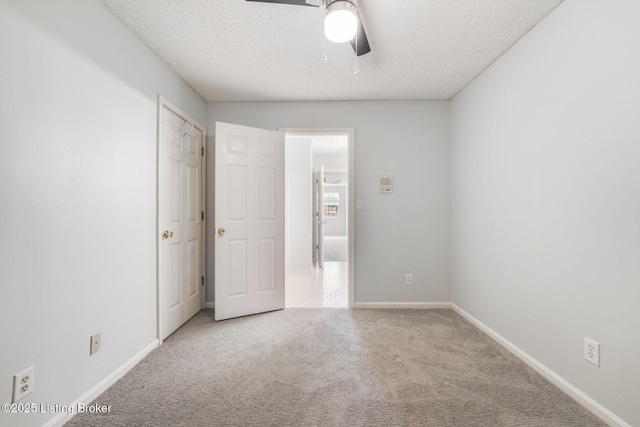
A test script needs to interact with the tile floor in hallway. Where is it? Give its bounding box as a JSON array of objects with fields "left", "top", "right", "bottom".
[{"left": 285, "top": 261, "right": 348, "bottom": 307}]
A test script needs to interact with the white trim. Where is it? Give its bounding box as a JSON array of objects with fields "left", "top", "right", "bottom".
[
  {"left": 280, "top": 127, "right": 356, "bottom": 309},
  {"left": 200, "top": 126, "right": 207, "bottom": 312},
  {"left": 45, "top": 340, "right": 159, "bottom": 427},
  {"left": 205, "top": 302, "right": 215, "bottom": 309},
  {"left": 451, "top": 304, "right": 631, "bottom": 427},
  {"left": 354, "top": 302, "right": 452, "bottom": 309}
]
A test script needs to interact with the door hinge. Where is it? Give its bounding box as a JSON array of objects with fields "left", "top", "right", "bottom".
[
  {"left": 201, "top": 276, "right": 204, "bottom": 286},
  {"left": 316, "top": 245, "right": 319, "bottom": 249},
  {"left": 201, "top": 211, "right": 204, "bottom": 221},
  {"left": 201, "top": 146, "right": 204, "bottom": 156}
]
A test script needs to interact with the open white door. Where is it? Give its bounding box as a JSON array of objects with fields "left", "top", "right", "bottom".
[
  {"left": 158, "top": 99, "right": 206, "bottom": 340},
  {"left": 316, "top": 166, "right": 325, "bottom": 269},
  {"left": 215, "top": 122, "right": 285, "bottom": 321}
]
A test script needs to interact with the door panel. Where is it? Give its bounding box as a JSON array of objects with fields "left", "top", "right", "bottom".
[
  {"left": 227, "top": 239, "right": 249, "bottom": 297},
  {"left": 170, "top": 160, "right": 181, "bottom": 221},
  {"left": 159, "top": 103, "right": 205, "bottom": 339},
  {"left": 215, "top": 122, "right": 285, "bottom": 321},
  {"left": 227, "top": 165, "right": 248, "bottom": 221},
  {"left": 258, "top": 167, "right": 276, "bottom": 220},
  {"left": 170, "top": 244, "right": 181, "bottom": 307},
  {"left": 317, "top": 166, "right": 325, "bottom": 268},
  {"left": 258, "top": 238, "right": 276, "bottom": 293},
  {"left": 187, "top": 239, "right": 198, "bottom": 297},
  {"left": 187, "top": 165, "right": 198, "bottom": 221}
]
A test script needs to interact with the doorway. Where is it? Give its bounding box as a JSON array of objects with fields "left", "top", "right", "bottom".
[
  {"left": 157, "top": 96, "right": 206, "bottom": 339},
  {"left": 283, "top": 129, "right": 354, "bottom": 308}
]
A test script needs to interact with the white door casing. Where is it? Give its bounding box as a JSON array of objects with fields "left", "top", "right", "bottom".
[
  {"left": 317, "top": 166, "right": 325, "bottom": 269},
  {"left": 215, "top": 122, "right": 285, "bottom": 321},
  {"left": 282, "top": 128, "right": 355, "bottom": 307},
  {"left": 312, "top": 167, "right": 318, "bottom": 265},
  {"left": 158, "top": 98, "right": 206, "bottom": 340}
]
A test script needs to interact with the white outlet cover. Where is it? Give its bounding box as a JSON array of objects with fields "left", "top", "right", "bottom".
[
  {"left": 12, "top": 366, "right": 34, "bottom": 403},
  {"left": 584, "top": 337, "right": 600, "bottom": 366}
]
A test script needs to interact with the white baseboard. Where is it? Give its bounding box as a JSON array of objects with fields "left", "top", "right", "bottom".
[
  {"left": 354, "top": 302, "right": 452, "bottom": 309},
  {"left": 39, "top": 305, "right": 628, "bottom": 427},
  {"left": 44, "top": 339, "right": 160, "bottom": 427},
  {"left": 451, "top": 304, "right": 630, "bottom": 427},
  {"left": 205, "top": 302, "right": 215, "bottom": 309}
]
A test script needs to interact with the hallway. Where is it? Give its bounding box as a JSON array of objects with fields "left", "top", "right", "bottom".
[{"left": 285, "top": 262, "right": 348, "bottom": 307}]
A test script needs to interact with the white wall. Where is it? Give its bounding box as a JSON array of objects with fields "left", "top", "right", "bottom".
[
  {"left": 323, "top": 185, "right": 347, "bottom": 237},
  {"left": 450, "top": 1, "right": 640, "bottom": 425},
  {"left": 207, "top": 101, "right": 450, "bottom": 304},
  {"left": 285, "top": 136, "right": 313, "bottom": 270},
  {"left": 314, "top": 149, "right": 349, "bottom": 238},
  {"left": 0, "top": 1, "right": 206, "bottom": 426},
  {"left": 314, "top": 154, "right": 348, "bottom": 170}
]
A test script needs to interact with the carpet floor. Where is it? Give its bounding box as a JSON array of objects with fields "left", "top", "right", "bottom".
[{"left": 66, "top": 309, "right": 605, "bottom": 427}]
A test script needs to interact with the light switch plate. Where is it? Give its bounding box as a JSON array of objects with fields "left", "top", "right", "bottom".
[{"left": 90, "top": 333, "right": 101, "bottom": 355}]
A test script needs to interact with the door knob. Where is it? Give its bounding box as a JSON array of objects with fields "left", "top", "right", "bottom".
[
  {"left": 218, "top": 227, "right": 226, "bottom": 236},
  {"left": 162, "top": 230, "right": 174, "bottom": 239}
]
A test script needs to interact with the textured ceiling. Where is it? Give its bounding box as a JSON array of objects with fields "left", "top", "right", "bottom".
[{"left": 99, "top": 0, "right": 563, "bottom": 101}]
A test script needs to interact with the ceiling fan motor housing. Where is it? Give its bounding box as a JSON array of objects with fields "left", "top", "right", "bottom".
[{"left": 324, "top": 1, "right": 358, "bottom": 43}]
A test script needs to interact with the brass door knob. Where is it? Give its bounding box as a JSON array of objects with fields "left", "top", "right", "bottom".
[
  {"left": 218, "top": 227, "right": 226, "bottom": 236},
  {"left": 162, "top": 231, "right": 174, "bottom": 239}
]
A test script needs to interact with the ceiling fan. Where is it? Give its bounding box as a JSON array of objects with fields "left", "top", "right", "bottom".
[{"left": 246, "top": 0, "right": 371, "bottom": 56}]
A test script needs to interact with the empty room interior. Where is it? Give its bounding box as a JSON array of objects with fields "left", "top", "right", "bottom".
[{"left": 1, "top": 0, "right": 638, "bottom": 426}]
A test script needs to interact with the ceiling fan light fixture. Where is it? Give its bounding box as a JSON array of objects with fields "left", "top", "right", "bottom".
[{"left": 324, "top": 1, "right": 358, "bottom": 43}]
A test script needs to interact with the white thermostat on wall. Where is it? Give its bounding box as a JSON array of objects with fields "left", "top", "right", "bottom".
[{"left": 379, "top": 176, "right": 393, "bottom": 194}]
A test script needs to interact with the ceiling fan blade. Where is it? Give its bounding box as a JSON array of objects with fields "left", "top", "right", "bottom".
[
  {"left": 350, "top": 18, "right": 371, "bottom": 56},
  {"left": 246, "top": 0, "right": 320, "bottom": 6}
]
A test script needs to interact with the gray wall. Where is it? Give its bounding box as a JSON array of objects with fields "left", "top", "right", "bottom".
[
  {"left": 285, "top": 136, "right": 313, "bottom": 270},
  {"left": 0, "top": 1, "right": 206, "bottom": 426},
  {"left": 206, "top": 101, "right": 451, "bottom": 304},
  {"left": 450, "top": 1, "right": 640, "bottom": 425},
  {"left": 4, "top": 1, "right": 634, "bottom": 426}
]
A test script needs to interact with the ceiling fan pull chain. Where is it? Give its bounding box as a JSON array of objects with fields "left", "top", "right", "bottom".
[
  {"left": 353, "top": 28, "right": 360, "bottom": 74},
  {"left": 322, "top": 7, "right": 328, "bottom": 61}
]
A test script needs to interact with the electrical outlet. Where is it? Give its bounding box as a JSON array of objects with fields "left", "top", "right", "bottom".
[
  {"left": 12, "top": 366, "right": 34, "bottom": 403},
  {"left": 584, "top": 337, "right": 600, "bottom": 366},
  {"left": 405, "top": 273, "right": 413, "bottom": 285},
  {"left": 90, "top": 332, "right": 101, "bottom": 355}
]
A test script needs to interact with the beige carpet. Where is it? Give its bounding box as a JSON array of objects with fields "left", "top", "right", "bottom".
[{"left": 66, "top": 309, "right": 605, "bottom": 427}]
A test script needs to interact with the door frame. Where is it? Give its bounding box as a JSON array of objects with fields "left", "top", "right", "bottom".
[
  {"left": 157, "top": 95, "right": 207, "bottom": 341},
  {"left": 317, "top": 165, "right": 325, "bottom": 269},
  {"left": 281, "top": 128, "right": 355, "bottom": 308}
]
